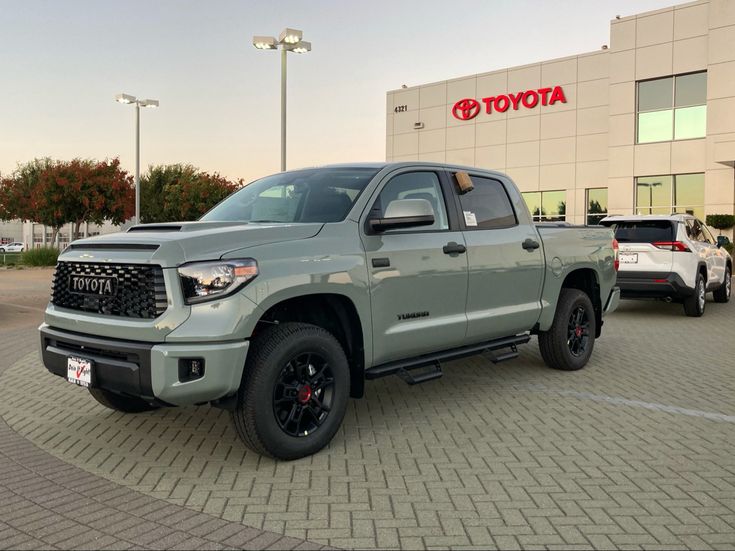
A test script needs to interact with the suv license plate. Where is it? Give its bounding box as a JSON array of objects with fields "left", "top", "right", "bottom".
[
  {"left": 619, "top": 252, "right": 638, "bottom": 264},
  {"left": 67, "top": 356, "right": 93, "bottom": 387}
]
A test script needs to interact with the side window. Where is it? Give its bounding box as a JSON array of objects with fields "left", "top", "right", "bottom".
[
  {"left": 688, "top": 219, "right": 706, "bottom": 242},
  {"left": 700, "top": 221, "right": 715, "bottom": 244},
  {"left": 458, "top": 176, "right": 517, "bottom": 229},
  {"left": 374, "top": 172, "right": 448, "bottom": 231}
]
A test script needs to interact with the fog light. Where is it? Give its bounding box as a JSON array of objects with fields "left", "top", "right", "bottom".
[{"left": 178, "top": 358, "right": 205, "bottom": 382}]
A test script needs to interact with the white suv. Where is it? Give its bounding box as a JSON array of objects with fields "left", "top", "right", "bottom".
[{"left": 600, "top": 214, "right": 732, "bottom": 317}]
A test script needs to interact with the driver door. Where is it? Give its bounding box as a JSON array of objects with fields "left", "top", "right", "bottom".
[{"left": 360, "top": 169, "right": 469, "bottom": 365}]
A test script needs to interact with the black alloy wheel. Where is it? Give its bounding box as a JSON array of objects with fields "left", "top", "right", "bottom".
[
  {"left": 273, "top": 352, "right": 335, "bottom": 437},
  {"left": 567, "top": 306, "right": 590, "bottom": 357},
  {"left": 538, "top": 288, "right": 596, "bottom": 371},
  {"left": 232, "top": 322, "right": 350, "bottom": 460}
]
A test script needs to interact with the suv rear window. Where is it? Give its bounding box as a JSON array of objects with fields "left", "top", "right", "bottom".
[{"left": 603, "top": 220, "right": 674, "bottom": 243}]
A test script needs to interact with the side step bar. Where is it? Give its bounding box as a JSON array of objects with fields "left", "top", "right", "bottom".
[{"left": 365, "top": 334, "right": 531, "bottom": 384}]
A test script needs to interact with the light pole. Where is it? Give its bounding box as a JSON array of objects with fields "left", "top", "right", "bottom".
[
  {"left": 253, "top": 29, "right": 311, "bottom": 172},
  {"left": 638, "top": 181, "right": 662, "bottom": 214},
  {"left": 115, "top": 93, "right": 159, "bottom": 225}
]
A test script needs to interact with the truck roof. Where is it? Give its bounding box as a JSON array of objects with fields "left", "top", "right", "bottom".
[{"left": 292, "top": 162, "right": 508, "bottom": 179}]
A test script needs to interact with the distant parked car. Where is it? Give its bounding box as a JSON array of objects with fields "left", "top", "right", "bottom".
[
  {"left": 0, "top": 242, "right": 24, "bottom": 253},
  {"left": 600, "top": 214, "right": 731, "bottom": 317}
]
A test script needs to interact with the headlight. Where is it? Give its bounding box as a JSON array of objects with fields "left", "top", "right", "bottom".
[{"left": 177, "top": 259, "right": 258, "bottom": 304}]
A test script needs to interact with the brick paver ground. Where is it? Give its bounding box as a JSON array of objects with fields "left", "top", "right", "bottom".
[
  {"left": 0, "top": 269, "right": 324, "bottom": 550},
  {"left": 1, "top": 268, "right": 734, "bottom": 549}
]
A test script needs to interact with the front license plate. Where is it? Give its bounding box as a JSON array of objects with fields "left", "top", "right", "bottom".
[
  {"left": 619, "top": 252, "right": 638, "bottom": 264},
  {"left": 67, "top": 356, "right": 93, "bottom": 387}
]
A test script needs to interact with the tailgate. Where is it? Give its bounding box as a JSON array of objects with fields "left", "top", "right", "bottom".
[{"left": 610, "top": 220, "right": 675, "bottom": 274}]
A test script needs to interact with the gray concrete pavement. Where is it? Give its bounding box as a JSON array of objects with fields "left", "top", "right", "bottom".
[{"left": 1, "top": 267, "right": 734, "bottom": 549}]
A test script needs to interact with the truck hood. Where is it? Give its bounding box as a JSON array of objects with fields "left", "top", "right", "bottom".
[{"left": 59, "top": 221, "right": 324, "bottom": 267}]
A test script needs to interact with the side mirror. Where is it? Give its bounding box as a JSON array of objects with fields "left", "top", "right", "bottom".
[
  {"left": 369, "top": 198, "right": 435, "bottom": 232},
  {"left": 716, "top": 235, "right": 730, "bottom": 248}
]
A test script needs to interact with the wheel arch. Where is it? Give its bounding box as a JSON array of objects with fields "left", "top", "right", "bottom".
[
  {"left": 559, "top": 268, "right": 602, "bottom": 338},
  {"left": 254, "top": 293, "right": 366, "bottom": 398}
]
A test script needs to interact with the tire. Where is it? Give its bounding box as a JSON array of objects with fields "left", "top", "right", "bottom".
[
  {"left": 683, "top": 272, "right": 706, "bottom": 317},
  {"left": 539, "top": 288, "right": 596, "bottom": 371},
  {"left": 232, "top": 322, "right": 350, "bottom": 460},
  {"left": 88, "top": 388, "right": 159, "bottom": 413},
  {"left": 713, "top": 266, "right": 731, "bottom": 303}
]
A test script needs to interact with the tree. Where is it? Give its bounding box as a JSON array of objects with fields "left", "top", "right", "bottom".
[
  {"left": 0, "top": 158, "right": 134, "bottom": 245},
  {"left": 705, "top": 214, "right": 735, "bottom": 235},
  {"left": 140, "top": 164, "right": 242, "bottom": 223},
  {"left": 0, "top": 158, "right": 55, "bottom": 223},
  {"left": 587, "top": 199, "right": 608, "bottom": 225}
]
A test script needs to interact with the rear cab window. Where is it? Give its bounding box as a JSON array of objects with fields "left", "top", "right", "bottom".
[
  {"left": 458, "top": 176, "right": 517, "bottom": 229},
  {"left": 603, "top": 220, "right": 675, "bottom": 243}
]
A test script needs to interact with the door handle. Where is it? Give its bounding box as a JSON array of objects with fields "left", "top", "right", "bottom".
[
  {"left": 522, "top": 238, "right": 540, "bottom": 251},
  {"left": 443, "top": 242, "right": 467, "bottom": 255}
]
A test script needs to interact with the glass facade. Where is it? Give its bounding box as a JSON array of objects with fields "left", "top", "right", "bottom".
[
  {"left": 635, "top": 173, "right": 704, "bottom": 220},
  {"left": 586, "top": 188, "right": 608, "bottom": 225},
  {"left": 637, "top": 72, "right": 707, "bottom": 143},
  {"left": 522, "top": 191, "right": 566, "bottom": 222}
]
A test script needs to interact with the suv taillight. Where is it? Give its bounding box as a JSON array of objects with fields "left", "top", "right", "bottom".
[
  {"left": 652, "top": 241, "right": 691, "bottom": 252},
  {"left": 612, "top": 238, "right": 619, "bottom": 271}
]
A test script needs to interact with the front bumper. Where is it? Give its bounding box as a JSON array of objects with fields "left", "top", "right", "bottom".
[
  {"left": 39, "top": 324, "right": 249, "bottom": 406},
  {"left": 616, "top": 271, "right": 694, "bottom": 299}
]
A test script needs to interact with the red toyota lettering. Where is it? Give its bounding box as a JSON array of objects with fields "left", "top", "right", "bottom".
[
  {"left": 538, "top": 87, "right": 552, "bottom": 106},
  {"left": 549, "top": 86, "right": 567, "bottom": 105},
  {"left": 509, "top": 91, "right": 523, "bottom": 110},
  {"left": 521, "top": 90, "right": 539, "bottom": 108},
  {"left": 450, "top": 85, "right": 565, "bottom": 120}
]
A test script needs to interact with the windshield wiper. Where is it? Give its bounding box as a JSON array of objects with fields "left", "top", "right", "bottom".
[{"left": 249, "top": 219, "right": 285, "bottom": 223}]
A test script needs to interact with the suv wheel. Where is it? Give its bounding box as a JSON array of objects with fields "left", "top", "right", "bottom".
[
  {"left": 88, "top": 388, "right": 159, "bottom": 413},
  {"left": 539, "top": 288, "right": 596, "bottom": 371},
  {"left": 713, "top": 266, "right": 731, "bottom": 303},
  {"left": 232, "top": 322, "right": 350, "bottom": 460},
  {"left": 683, "top": 272, "right": 706, "bottom": 317}
]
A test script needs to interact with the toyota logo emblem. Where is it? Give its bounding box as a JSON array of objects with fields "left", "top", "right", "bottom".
[{"left": 452, "top": 98, "right": 480, "bottom": 121}]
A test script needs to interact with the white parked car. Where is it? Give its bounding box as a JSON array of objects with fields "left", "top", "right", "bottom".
[
  {"left": 0, "top": 242, "right": 24, "bottom": 253},
  {"left": 600, "top": 214, "right": 731, "bottom": 317}
]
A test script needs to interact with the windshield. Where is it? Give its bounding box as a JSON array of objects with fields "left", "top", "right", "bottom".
[{"left": 200, "top": 167, "right": 380, "bottom": 223}]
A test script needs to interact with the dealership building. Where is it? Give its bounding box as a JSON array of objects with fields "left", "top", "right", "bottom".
[{"left": 386, "top": 0, "right": 735, "bottom": 229}]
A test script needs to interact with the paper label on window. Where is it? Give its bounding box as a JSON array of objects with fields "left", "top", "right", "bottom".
[{"left": 463, "top": 211, "right": 477, "bottom": 226}]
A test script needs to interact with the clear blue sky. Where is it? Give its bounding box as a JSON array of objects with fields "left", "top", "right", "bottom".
[{"left": 0, "top": 0, "right": 676, "bottom": 183}]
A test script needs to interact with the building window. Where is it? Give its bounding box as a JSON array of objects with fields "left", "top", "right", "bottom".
[
  {"left": 635, "top": 173, "right": 704, "bottom": 220},
  {"left": 522, "top": 191, "right": 566, "bottom": 222},
  {"left": 586, "top": 188, "right": 608, "bottom": 225},
  {"left": 637, "top": 72, "right": 706, "bottom": 144}
]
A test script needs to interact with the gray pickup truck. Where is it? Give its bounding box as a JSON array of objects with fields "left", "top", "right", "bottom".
[{"left": 40, "top": 162, "right": 620, "bottom": 460}]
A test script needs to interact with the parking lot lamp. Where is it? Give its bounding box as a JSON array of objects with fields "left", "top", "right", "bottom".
[
  {"left": 252, "top": 29, "right": 311, "bottom": 171},
  {"left": 115, "top": 94, "right": 159, "bottom": 225}
]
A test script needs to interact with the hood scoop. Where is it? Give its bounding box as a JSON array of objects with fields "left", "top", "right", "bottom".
[
  {"left": 128, "top": 224, "right": 183, "bottom": 232},
  {"left": 67, "top": 243, "right": 160, "bottom": 251}
]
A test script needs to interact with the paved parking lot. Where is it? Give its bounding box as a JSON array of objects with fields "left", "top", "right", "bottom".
[{"left": 1, "top": 267, "right": 734, "bottom": 550}]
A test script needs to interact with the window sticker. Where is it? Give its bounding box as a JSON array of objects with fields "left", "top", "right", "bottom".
[{"left": 463, "top": 211, "right": 478, "bottom": 226}]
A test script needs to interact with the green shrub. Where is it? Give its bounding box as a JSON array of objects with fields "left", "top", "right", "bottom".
[
  {"left": 706, "top": 214, "right": 735, "bottom": 232},
  {"left": 22, "top": 247, "right": 59, "bottom": 266}
]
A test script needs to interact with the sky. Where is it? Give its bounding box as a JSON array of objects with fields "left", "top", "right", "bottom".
[{"left": 0, "top": 0, "right": 678, "bottom": 184}]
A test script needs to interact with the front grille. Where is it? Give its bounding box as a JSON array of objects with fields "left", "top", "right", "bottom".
[{"left": 52, "top": 261, "right": 167, "bottom": 319}]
